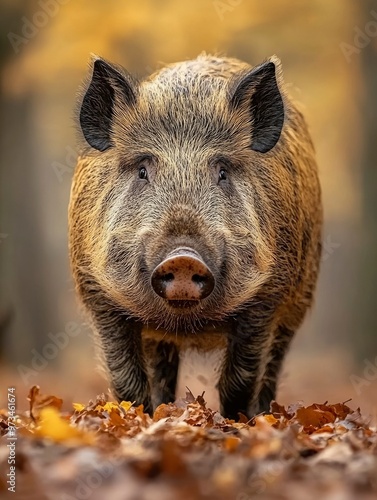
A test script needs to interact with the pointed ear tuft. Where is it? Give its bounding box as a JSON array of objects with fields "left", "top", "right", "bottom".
[
  {"left": 79, "top": 57, "right": 138, "bottom": 151},
  {"left": 230, "top": 57, "right": 285, "bottom": 153}
]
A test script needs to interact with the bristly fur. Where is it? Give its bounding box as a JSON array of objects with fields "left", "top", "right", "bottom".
[{"left": 69, "top": 53, "right": 322, "bottom": 419}]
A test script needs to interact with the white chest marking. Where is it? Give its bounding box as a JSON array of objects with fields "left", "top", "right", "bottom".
[{"left": 176, "top": 347, "right": 226, "bottom": 411}]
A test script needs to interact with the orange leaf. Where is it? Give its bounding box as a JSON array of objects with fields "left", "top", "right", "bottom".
[{"left": 295, "top": 405, "right": 335, "bottom": 431}]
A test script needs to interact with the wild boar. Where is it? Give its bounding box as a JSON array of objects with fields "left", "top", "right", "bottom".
[{"left": 69, "top": 54, "right": 322, "bottom": 419}]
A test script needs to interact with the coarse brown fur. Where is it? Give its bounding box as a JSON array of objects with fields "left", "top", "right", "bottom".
[{"left": 69, "top": 53, "right": 322, "bottom": 419}]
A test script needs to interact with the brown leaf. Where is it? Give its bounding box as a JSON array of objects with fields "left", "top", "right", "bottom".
[
  {"left": 328, "top": 402, "right": 353, "bottom": 420},
  {"left": 295, "top": 404, "right": 336, "bottom": 432},
  {"left": 196, "top": 392, "right": 207, "bottom": 407},
  {"left": 184, "top": 387, "right": 196, "bottom": 403},
  {"left": 237, "top": 412, "right": 250, "bottom": 424},
  {"left": 153, "top": 403, "right": 185, "bottom": 421},
  {"left": 28, "top": 385, "right": 63, "bottom": 421},
  {"left": 270, "top": 401, "right": 294, "bottom": 420}
]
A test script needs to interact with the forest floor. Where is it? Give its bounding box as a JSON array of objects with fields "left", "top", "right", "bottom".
[{"left": 1, "top": 384, "right": 377, "bottom": 500}]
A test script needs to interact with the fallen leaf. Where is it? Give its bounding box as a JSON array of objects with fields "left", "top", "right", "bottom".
[
  {"left": 72, "top": 403, "right": 85, "bottom": 412},
  {"left": 35, "top": 407, "right": 94, "bottom": 445},
  {"left": 28, "top": 385, "right": 63, "bottom": 421}
]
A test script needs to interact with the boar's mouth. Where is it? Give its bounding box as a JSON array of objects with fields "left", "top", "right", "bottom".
[{"left": 166, "top": 299, "right": 200, "bottom": 309}]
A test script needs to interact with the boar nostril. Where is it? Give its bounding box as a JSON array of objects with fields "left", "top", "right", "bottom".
[
  {"left": 191, "top": 274, "right": 214, "bottom": 300},
  {"left": 192, "top": 274, "right": 204, "bottom": 283},
  {"left": 192, "top": 273, "right": 209, "bottom": 290},
  {"left": 151, "top": 248, "right": 215, "bottom": 302}
]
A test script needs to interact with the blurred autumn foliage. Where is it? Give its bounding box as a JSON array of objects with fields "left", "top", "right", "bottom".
[{"left": 0, "top": 0, "right": 377, "bottom": 416}]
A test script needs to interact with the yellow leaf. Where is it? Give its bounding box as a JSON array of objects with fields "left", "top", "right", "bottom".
[
  {"left": 36, "top": 407, "right": 94, "bottom": 445},
  {"left": 104, "top": 402, "right": 119, "bottom": 412},
  {"left": 72, "top": 403, "right": 85, "bottom": 412},
  {"left": 120, "top": 401, "right": 133, "bottom": 412},
  {"left": 95, "top": 402, "right": 119, "bottom": 413}
]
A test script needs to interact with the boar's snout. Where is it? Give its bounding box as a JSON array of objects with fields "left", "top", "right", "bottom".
[{"left": 151, "top": 247, "right": 215, "bottom": 303}]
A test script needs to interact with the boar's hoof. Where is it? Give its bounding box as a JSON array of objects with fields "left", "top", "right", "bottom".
[{"left": 151, "top": 247, "right": 214, "bottom": 302}]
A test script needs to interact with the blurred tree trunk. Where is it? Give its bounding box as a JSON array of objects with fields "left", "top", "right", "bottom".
[
  {"left": 0, "top": 3, "right": 24, "bottom": 361},
  {"left": 358, "top": 1, "right": 377, "bottom": 360},
  {"left": 0, "top": 3, "right": 53, "bottom": 363}
]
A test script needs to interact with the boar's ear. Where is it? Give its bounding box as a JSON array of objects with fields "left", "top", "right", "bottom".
[
  {"left": 79, "top": 56, "right": 138, "bottom": 151},
  {"left": 230, "top": 57, "right": 284, "bottom": 153}
]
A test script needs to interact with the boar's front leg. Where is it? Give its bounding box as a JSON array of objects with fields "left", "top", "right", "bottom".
[
  {"left": 257, "top": 326, "right": 295, "bottom": 412},
  {"left": 143, "top": 339, "right": 179, "bottom": 410},
  {"left": 92, "top": 309, "right": 152, "bottom": 414},
  {"left": 218, "top": 306, "right": 278, "bottom": 420}
]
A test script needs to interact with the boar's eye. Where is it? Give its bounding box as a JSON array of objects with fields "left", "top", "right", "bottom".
[
  {"left": 136, "top": 155, "right": 152, "bottom": 182},
  {"left": 218, "top": 168, "right": 227, "bottom": 183},
  {"left": 138, "top": 166, "right": 148, "bottom": 180},
  {"left": 215, "top": 160, "right": 229, "bottom": 185}
]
